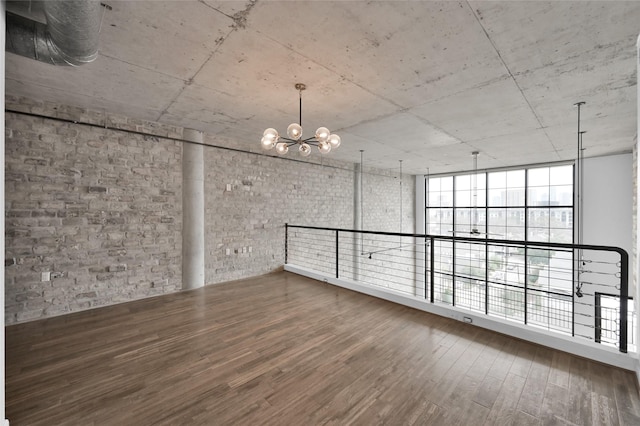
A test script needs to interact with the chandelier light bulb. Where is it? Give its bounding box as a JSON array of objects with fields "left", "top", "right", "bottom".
[
  {"left": 263, "top": 128, "right": 279, "bottom": 139},
  {"left": 318, "top": 141, "right": 332, "bottom": 154},
  {"left": 287, "top": 123, "right": 302, "bottom": 140},
  {"left": 299, "top": 142, "right": 311, "bottom": 157},
  {"left": 261, "top": 136, "right": 276, "bottom": 150},
  {"left": 328, "top": 134, "right": 341, "bottom": 149},
  {"left": 315, "top": 127, "right": 330, "bottom": 143},
  {"left": 275, "top": 142, "right": 289, "bottom": 155}
]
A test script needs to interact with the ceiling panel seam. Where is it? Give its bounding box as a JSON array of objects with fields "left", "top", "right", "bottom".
[
  {"left": 254, "top": 30, "right": 404, "bottom": 113},
  {"left": 154, "top": 1, "right": 259, "bottom": 123},
  {"left": 197, "top": 0, "right": 235, "bottom": 21},
  {"left": 98, "top": 53, "right": 185, "bottom": 82},
  {"left": 466, "top": 1, "right": 560, "bottom": 158},
  {"left": 155, "top": 26, "right": 235, "bottom": 123}
]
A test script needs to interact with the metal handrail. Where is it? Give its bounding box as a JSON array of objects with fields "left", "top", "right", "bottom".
[{"left": 285, "top": 223, "right": 630, "bottom": 353}]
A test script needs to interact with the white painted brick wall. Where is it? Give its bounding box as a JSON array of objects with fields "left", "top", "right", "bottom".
[
  {"left": 5, "top": 96, "right": 416, "bottom": 323},
  {"left": 5, "top": 97, "right": 183, "bottom": 324}
]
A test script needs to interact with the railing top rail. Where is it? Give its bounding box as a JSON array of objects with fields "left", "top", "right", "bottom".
[{"left": 285, "top": 224, "right": 630, "bottom": 259}]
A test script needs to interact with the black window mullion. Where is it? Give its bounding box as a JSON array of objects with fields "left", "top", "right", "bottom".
[
  {"left": 524, "top": 169, "right": 529, "bottom": 325},
  {"left": 452, "top": 176, "right": 456, "bottom": 305},
  {"left": 485, "top": 171, "right": 489, "bottom": 315}
]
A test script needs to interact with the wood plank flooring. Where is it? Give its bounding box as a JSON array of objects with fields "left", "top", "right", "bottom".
[{"left": 6, "top": 271, "right": 640, "bottom": 425}]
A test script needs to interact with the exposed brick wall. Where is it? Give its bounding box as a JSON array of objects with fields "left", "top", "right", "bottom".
[
  {"left": 362, "top": 169, "right": 415, "bottom": 233},
  {"left": 4, "top": 96, "right": 417, "bottom": 323},
  {"left": 203, "top": 149, "right": 354, "bottom": 283},
  {"left": 5, "top": 98, "right": 183, "bottom": 324}
]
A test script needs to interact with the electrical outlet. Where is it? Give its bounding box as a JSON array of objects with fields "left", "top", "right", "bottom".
[
  {"left": 41, "top": 272, "right": 51, "bottom": 282},
  {"left": 226, "top": 184, "right": 232, "bottom": 192},
  {"left": 225, "top": 248, "right": 231, "bottom": 256}
]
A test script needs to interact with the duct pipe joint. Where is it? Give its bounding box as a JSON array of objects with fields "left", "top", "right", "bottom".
[{"left": 6, "top": 0, "right": 102, "bottom": 66}]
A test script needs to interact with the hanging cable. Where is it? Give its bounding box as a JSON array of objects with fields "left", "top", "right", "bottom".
[
  {"left": 399, "top": 160, "right": 403, "bottom": 233},
  {"left": 579, "top": 130, "right": 586, "bottom": 259},
  {"left": 360, "top": 150, "right": 364, "bottom": 255},
  {"left": 574, "top": 101, "right": 585, "bottom": 297},
  {"left": 399, "top": 160, "right": 403, "bottom": 251},
  {"left": 471, "top": 151, "right": 479, "bottom": 234}
]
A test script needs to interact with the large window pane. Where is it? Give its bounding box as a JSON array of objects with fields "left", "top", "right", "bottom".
[
  {"left": 425, "top": 162, "right": 574, "bottom": 329},
  {"left": 488, "top": 170, "right": 525, "bottom": 207},
  {"left": 550, "top": 165, "right": 573, "bottom": 185},
  {"left": 455, "top": 174, "right": 486, "bottom": 207},
  {"left": 549, "top": 207, "right": 573, "bottom": 243},
  {"left": 528, "top": 187, "right": 549, "bottom": 206},
  {"left": 528, "top": 167, "right": 550, "bottom": 186},
  {"left": 488, "top": 207, "right": 525, "bottom": 240},
  {"left": 455, "top": 241, "right": 486, "bottom": 313},
  {"left": 507, "top": 170, "right": 525, "bottom": 187},
  {"left": 433, "top": 240, "right": 453, "bottom": 303},
  {"left": 429, "top": 191, "right": 453, "bottom": 207},
  {"left": 550, "top": 185, "right": 572, "bottom": 205},
  {"left": 528, "top": 208, "right": 550, "bottom": 242},
  {"left": 455, "top": 208, "right": 486, "bottom": 236},
  {"left": 428, "top": 208, "right": 453, "bottom": 235},
  {"left": 428, "top": 176, "right": 453, "bottom": 207}
]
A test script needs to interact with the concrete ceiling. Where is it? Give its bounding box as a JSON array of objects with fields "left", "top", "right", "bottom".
[{"left": 5, "top": 1, "right": 639, "bottom": 175}]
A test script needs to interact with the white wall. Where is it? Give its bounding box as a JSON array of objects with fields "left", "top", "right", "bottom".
[
  {"left": 578, "top": 153, "right": 634, "bottom": 355},
  {"left": 582, "top": 153, "right": 633, "bottom": 256}
]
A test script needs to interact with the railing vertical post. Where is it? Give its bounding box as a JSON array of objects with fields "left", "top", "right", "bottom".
[
  {"left": 619, "top": 250, "right": 628, "bottom": 353},
  {"left": 424, "top": 238, "right": 428, "bottom": 300},
  {"left": 485, "top": 241, "right": 489, "bottom": 315},
  {"left": 285, "top": 223, "right": 289, "bottom": 264},
  {"left": 430, "top": 236, "right": 435, "bottom": 303},
  {"left": 336, "top": 230, "right": 339, "bottom": 279},
  {"left": 572, "top": 247, "right": 576, "bottom": 337},
  {"left": 523, "top": 245, "right": 528, "bottom": 324},
  {"left": 595, "top": 293, "right": 602, "bottom": 343}
]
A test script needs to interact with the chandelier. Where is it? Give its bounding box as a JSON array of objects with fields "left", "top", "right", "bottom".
[{"left": 260, "top": 83, "right": 341, "bottom": 156}]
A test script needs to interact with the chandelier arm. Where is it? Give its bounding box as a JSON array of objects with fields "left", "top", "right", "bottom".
[{"left": 282, "top": 140, "right": 299, "bottom": 146}]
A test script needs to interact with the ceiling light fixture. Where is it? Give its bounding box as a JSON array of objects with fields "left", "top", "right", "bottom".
[{"left": 261, "top": 83, "right": 341, "bottom": 156}]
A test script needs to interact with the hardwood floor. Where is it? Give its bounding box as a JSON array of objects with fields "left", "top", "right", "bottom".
[{"left": 6, "top": 271, "right": 640, "bottom": 425}]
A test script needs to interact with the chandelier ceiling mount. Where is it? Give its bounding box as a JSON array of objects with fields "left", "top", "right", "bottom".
[{"left": 261, "top": 83, "right": 341, "bottom": 157}]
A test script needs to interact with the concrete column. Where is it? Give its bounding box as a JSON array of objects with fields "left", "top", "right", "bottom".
[
  {"left": 182, "top": 129, "right": 205, "bottom": 290},
  {"left": 353, "top": 163, "right": 362, "bottom": 281}
]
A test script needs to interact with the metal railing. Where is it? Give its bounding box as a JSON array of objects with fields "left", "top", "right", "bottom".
[{"left": 285, "top": 224, "right": 633, "bottom": 353}]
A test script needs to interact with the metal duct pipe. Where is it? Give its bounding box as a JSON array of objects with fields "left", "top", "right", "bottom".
[{"left": 6, "top": 0, "right": 102, "bottom": 66}]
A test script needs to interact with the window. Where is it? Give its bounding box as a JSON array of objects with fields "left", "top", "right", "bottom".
[
  {"left": 426, "top": 164, "right": 573, "bottom": 242},
  {"left": 426, "top": 164, "right": 575, "bottom": 329}
]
